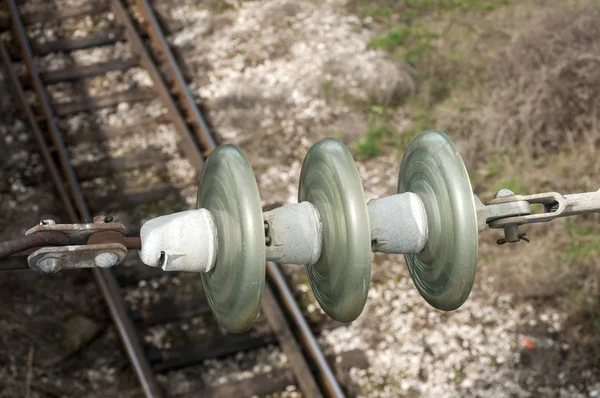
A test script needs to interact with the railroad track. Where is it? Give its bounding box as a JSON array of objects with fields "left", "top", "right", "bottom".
[{"left": 0, "top": 1, "right": 365, "bottom": 396}]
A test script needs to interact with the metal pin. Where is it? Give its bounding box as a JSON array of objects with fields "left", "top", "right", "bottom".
[{"left": 264, "top": 221, "right": 272, "bottom": 246}]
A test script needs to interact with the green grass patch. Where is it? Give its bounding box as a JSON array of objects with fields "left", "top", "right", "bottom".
[
  {"left": 350, "top": 0, "right": 509, "bottom": 20},
  {"left": 371, "top": 25, "right": 412, "bottom": 51},
  {"left": 355, "top": 100, "right": 437, "bottom": 158},
  {"left": 363, "top": 5, "right": 394, "bottom": 18},
  {"left": 348, "top": 0, "right": 511, "bottom": 159},
  {"left": 371, "top": 24, "right": 439, "bottom": 66},
  {"left": 395, "top": 99, "right": 436, "bottom": 150},
  {"left": 354, "top": 106, "right": 396, "bottom": 159},
  {"left": 356, "top": 124, "right": 393, "bottom": 159},
  {"left": 563, "top": 220, "right": 600, "bottom": 263},
  {"left": 321, "top": 78, "right": 334, "bottom": 98},
  {"left": 564, "top": 241, "right": 600, "bottom": 263},
  {"left": 565, "top": 219, "right": 600, "bottom": 237},
  {"left": 485, "top": 165, "right": 502, "bottom": 181}
]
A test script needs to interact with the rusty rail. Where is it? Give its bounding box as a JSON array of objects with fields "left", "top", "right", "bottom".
[
  {"left": 132, "top": 0, "right": 217, "bottom": 155},
  {"left": 3, "top": 1, "right": 162, "bottom": 396},
  {"left": 109, "top": 0, "right": 204, "bottom": 174}
]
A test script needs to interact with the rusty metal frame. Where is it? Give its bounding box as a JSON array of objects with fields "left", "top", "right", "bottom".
[{"left": 131, "top": 0, "right": 217, "bottom": 155}]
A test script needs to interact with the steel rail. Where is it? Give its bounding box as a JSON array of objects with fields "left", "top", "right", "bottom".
[
  {"left": 4, "top": 2, "right": 163, "bottom": 396},
  {"left": 259, "top": 286, "right": 323, "bottom": 397},
  {"left": 267, "top": 262, "right": 346, "bottom": 398},
  {"left": 0, "top": 44, "right": 78, "bottom": 222},
  {"left": 133, "top": 2, "right": 344, "bottom": 396},
  {"left": 109, "top": 0, "right": 204, "bottom": 174},
  {"left": 132, "top": 0, "right": 217, "bottom": 154}
]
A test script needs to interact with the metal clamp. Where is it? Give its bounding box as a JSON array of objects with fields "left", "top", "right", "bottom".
[
  {"left": 25, "top": 216, "right": 127, "bottom": 244},
  {"left": 23, "top": 216, "right": 138, "bottom": 273}
]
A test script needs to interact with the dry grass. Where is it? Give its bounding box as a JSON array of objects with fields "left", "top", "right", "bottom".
[
  {"left": 431, "top": 2, "right": 600, "bottom": 386},
  {"left": 442, "top": 4, "right": 600, "bottom": 162}
]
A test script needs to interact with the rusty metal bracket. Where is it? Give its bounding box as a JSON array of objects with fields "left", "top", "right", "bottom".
[
  {"left": 1, "top": 217, "right": 140, "bottom": 273},
  {"left": 28, "top": 243, "right": 128, "bottom": 273},
  {"left": 25, "top": 219, "right": 127, "bottom": 245}
]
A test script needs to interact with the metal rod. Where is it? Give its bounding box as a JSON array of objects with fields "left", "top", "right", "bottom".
[
  {"left": 267, "top": 262, "right": 345, "bottom": 398},
  {"left": 124, "top": 237, "right": 142, "bottom": 250},
  {"left": 5, "top": 3, "right": 162, "bottom": 396},
  {"left": 0, "top": 256, "right": 30, "bottom": 271},
  {"left": 560, "top": 190, "right": 600, "bottom": 218},
  {"left": 0, "top": 232, "right": 69, "bottom": 258}
]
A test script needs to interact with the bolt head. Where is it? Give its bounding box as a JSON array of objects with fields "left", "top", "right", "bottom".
[
  {"left": 38, "top": 257, "right": 60, "bottom": 273},
  {"left": 95, "top": 252, "right": 119, "bottom": 268},
  {"left": 495, "top": 189, "right": 516, "bottom": 199}
]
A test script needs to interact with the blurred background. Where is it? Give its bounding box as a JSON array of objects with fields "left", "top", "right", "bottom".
[{"left": 0, "top": 0, "right": 599, "bottom": 397}]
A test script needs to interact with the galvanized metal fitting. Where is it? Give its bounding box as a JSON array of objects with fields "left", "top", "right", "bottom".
[
  {"left": 138, "top": 209, "right": 218, "bottom": 272},
  {"left": 368, "top": 192, "right": 428, "bottom": 254},
  {"left": 473, "top": 190, "right": 531, "bottom": 232},
  {"left": 95, "top": 252, "right": 120, "bottom": 268},
  {"left": 264, "top": 202, "right": 323, "bottom": 265},
  {"left": 37, "top": 257, "right": 60, "bottom": 273}
]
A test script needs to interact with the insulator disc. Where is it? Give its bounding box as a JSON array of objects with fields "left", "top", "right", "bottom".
[
  {"left": 398, "top": 131, "right": 478, "bottom": 311},
  {"left": 299, "top": 138, "right": 372, "bottom": 323},
  {"left": 197, "top": 145, "right": 265, "bottom": 333}
]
